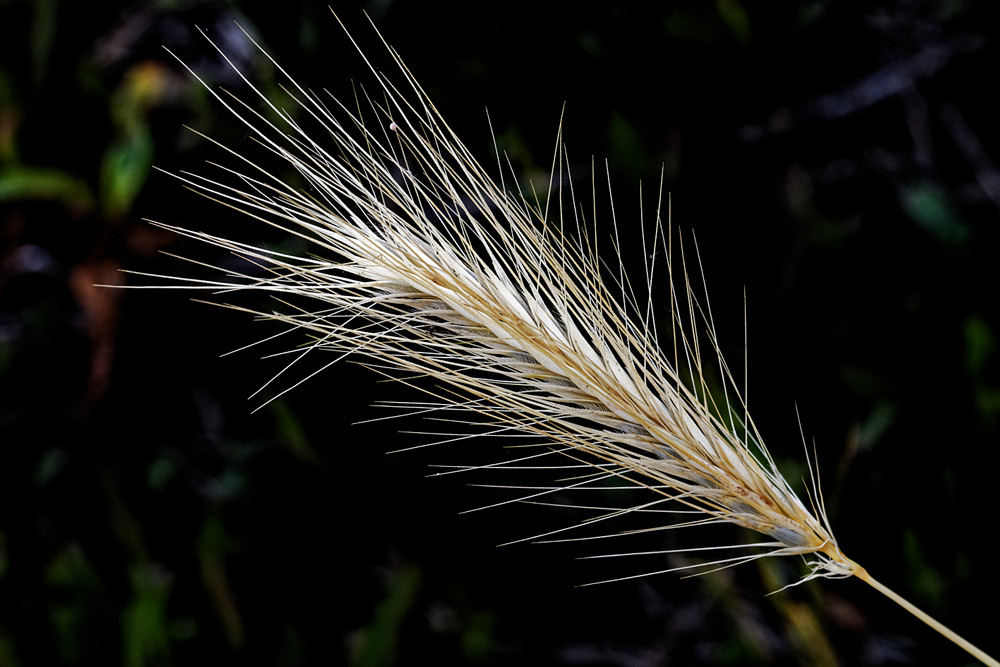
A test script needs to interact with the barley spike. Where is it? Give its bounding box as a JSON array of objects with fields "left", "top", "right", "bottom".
[{"left": 132, "top": 14, "right": 998, "bottom": 666}]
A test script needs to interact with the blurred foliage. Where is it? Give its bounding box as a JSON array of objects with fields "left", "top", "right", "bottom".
[{"left": 1, "top": 0, "right": 1000, "bottom": 665}]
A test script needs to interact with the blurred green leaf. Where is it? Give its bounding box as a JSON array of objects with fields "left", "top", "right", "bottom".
[
  {"left": 44, "top": 544, "right": 102, "bottom": 591},
  {"left": 29, "top": 0, "right": 57, "bottom": 84},
  {"left": 963, "top": 316, "right": 1000, "bottom": 422},
  {"left": 717, "top": 0, "right": 752, "bottom": 44},
  {"left": 198, "top": 516, "right": 244, "bottom": 649},
  {"left": 44, "top": 545, "right": 107, "bottom": 662},
  {"left": 101, "top": 126, "right": 153, "bottom": 219},
  {"left": 147, "top": 457, "right": 177, "bottom": 491},
  {"left": 857, "top": 402, "right": 897, "bottom": 451},
  {"left": 203, "top": 469, "right": 247, "bottom": 501},
  {"left": 269, "top": 399, "right": 323, "bottom": 464},
  {"left": 0, "top": 69, "right": 17, "bottom": 162},
  {"left": 608, "top": 111, "right": 649, "bottom": 180},
  {"left": 122, "top": 565, "right": 172, "bottom": 667},
  {"left": 963, "top": 315, "right": 995, "bottom": 378},
  {"left": 0, "top": 166, "right": 93, "bottom": 210},
  {"left": 103, "top": 476, "right": 149, "bottom": 564},
  {"left": 900, "top": 182, "right": 970, "bottom": 245},
  {"left": 973, "top": 385, "right": 1000, "bottom": 423},
  {"left": 351, "top": 565, "right": 421, "bottom": 667},
  {"left": 459, "top": 611, "right": 495, "bottom": 661},
  {"left": 0, "top": 627, "right": 20, "bottom": 667},
  {"left": 903, "top": 530, "right": 948, "bottom": 607},
  {"left": 664, "top": 10, "right": 716, "bottom": 44},
  {"left": 34, "top": 447, "right": 68, "bottom": 488}
]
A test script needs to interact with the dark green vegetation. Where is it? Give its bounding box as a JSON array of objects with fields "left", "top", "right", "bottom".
[{"left": 1, "top": 1, "right": 999, "bottom": 664}]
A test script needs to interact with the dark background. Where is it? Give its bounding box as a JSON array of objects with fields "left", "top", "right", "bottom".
[{"left": 1, "top": 0, "right": 999, "bottom": 665}]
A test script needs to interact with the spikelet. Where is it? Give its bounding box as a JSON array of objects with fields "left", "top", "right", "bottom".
[{"left": 138, "top": 17, "right": 997, "bottom": 666}]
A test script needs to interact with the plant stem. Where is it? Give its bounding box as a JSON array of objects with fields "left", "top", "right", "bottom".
[{"left": 853, "top": 565, "right": 998, "bottom": 666}]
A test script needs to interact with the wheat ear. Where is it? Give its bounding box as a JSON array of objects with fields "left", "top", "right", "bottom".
[{"left": 134, "top": 17, "right": 996, "bottom": 666}]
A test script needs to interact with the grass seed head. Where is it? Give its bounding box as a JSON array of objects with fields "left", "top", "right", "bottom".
[
  {"left": 151, "top": 18, "right": 854, "bottom": 581},
  {"left": 137, "top": 15, "right": 997, "bottom": 666}
]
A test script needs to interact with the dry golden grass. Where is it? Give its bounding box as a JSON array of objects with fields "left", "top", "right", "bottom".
[{"left": 132, "top": 15, "right": 997, "bottom": 666}]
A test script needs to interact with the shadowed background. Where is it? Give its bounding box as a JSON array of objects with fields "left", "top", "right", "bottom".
[{"left": 1, "top": 1, "right": 999, "bottom": 665}]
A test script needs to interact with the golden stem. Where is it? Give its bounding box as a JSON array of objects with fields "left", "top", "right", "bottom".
[{"left": 852, "top": 564, "right": 998, "bottom": 667}]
